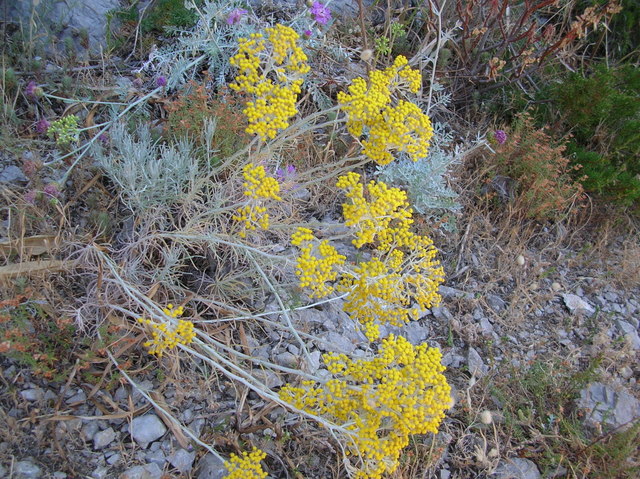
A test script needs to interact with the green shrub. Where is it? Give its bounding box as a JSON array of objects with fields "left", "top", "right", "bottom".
[{"left": 547, "top": 64, "right": 640, "bottom": 205}]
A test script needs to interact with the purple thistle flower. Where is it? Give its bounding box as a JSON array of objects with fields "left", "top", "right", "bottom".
[
  {"left": 24, "top": 190, "right": 37, "bottom": 205},
  {"left": 227, "top": 8, "right": 248, "bottom": 25},
  {"left": 156, "top": 76, "right": 167, "bottom": 87},
  {"left": 35, "top": 118, "right": 51, "bottom": 134},
  {"left": 494, "top": 130, "right": 507, "bottom": 145},
  {"left": 310, "top": 2, "right": 331, "bottom": 25},
  {"left": 304, "top": 29, "right": 313, "bottom": 37},
  {"left": 25, "top": 80, "right": 38, "bottom": 99},
  {"left": 44, "top": 183, "right": 61, "bottom": 198}
]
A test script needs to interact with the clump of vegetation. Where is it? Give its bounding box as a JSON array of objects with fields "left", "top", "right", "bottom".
[
  {"left": 487, "top": 358, "right": 639, "bottom": 479},
  {"left": 488, "top": 113, "right": 586, "bottom": 220},
  {"left": 546, "top": 64, "right": 640, "bottom": 206}
]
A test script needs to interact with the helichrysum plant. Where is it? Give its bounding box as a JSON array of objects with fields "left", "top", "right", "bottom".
[
  {"left": 291, "top": 172, "right": 444, "bottom": 340},
  {"left": 223, "top": 447, "right": 268, "bottom": 479},
  {"left": 338, "top": 55, "right": 433, "bottom": 165},
  {"left": 280, "top": 335, "right": 451, "bottom": 479},
  {"left": 291, "top": 227, "right": 346, "bottom": 298},
  {"left": 232, "top": 163, "right": 282, "bottom": 238},
  {"left": 137, "top": 304, "right": 196, "bottom": 358},
  {"left": 47, "top": 114, "right": 80, "bottom": 146},
  {"left": 229, "top": 24, "right": 310, "bottom": 140}
]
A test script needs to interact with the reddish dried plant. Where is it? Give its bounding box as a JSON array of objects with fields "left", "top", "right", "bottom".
[{"left": 491, "top": 113, "right": 586, "bottom": 220}]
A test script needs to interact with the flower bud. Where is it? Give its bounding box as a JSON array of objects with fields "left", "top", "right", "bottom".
[{"left": 360, "top": 49, "right": 374, "bottom": 62}]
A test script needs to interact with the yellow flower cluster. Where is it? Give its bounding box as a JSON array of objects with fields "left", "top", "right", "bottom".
[
  {"left": 289, "top": 173, "right": 444, "bottom": 339},
  {"left": 233, "top": 163, "right": 281, "bottom": 238},
  {"left": 223, "top": 447, "right": 268, "bottom": 479},
  {"left": 337, "top": 55, "right": 433, "bottom": 164},
  {"left": 338, "top": 245, "right": 444, "bottom": 341},
  {"left": 230, "top": 24, "right": 310, "bottom": 140},
  {"left": 137, "top": 304, "right": 196, "bottom": 358},
  {"left": 291, "top": 227, "right": 346, "bottom": 298},
  {"left": 280, "top": 335, "right": 451, "bottom": 479},
  {"left": 336, "top": 172, "right": 413, "bottom": 250}
]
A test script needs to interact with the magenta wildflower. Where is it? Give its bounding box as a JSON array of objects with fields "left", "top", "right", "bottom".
[
  {"left": 25, "top": 80, "right": 38, "bottom": 99},
  {"left": 44, "top": 183, "right": 61, "bottom": 198},
  {"left": 310, "top": 2, "right": 331, "bottom": 25},
  {"left": 304, "top": 29, "right": 313, "bottom": 37},
  {"left": 494, "top": 130, "right": 507, "bottom": 145},
  {"left": 156, "top": 76, "right": 167, "bottom": 87},
  {"left": 24, "top": 190, "right": 37, "bottom": 205},
  {"left": 35, "top": 118, "right": 51, "bottom": 134},
  {"left": 227, "top": 8, "right": 248, "bottom": 25}
]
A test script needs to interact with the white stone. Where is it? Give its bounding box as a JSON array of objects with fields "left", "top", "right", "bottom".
[
  {"left": 130, "top": 414, "right": 167, "bottom": 446},
  {"left": 93, "top": 427, "right": 116, "bottom": 450},
  {"left": 562, "top": 294, "right": 595, "bottom": 314},
  {"left": 168, "top": 448, "right": 196, "bottom": 473}
]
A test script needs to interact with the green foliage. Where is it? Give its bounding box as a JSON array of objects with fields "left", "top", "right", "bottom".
[
  {"left": 547, "top": 64, "right": 640, "bottom": 205},
  {"left": 141, "top": 0, "right": 201, "bottom": 34},
  {"left": 490, "top": 357, "right": 639, "bottom": 478},
  {"left": 576, "top": 0, "right": 640, "bottom": 61},
  {"left": 0, "top": 298, "right": 78, "bottom": 381}
]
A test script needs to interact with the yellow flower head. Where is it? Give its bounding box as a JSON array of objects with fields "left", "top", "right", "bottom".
[
  {"left": 280, "top": 336, "right": 451, "bottom": 479},
  {"left": 223, "top": 447, "right": 268, "bottom": 479},
  {"left": 137, "top": 304, "right": 196, "bottom": 358},
  {"left": 230, "top": 24, "right": 310, "bottom": 140},
  {"left": 338, "top": 56, "right": 433, "bottom": 164}
]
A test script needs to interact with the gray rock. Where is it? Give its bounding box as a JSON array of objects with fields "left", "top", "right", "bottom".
[
  {"left": 114, "top": 386, "right": 128, "bottom": 402},
  {"left": 8, "top": 0, "right": 121, "bottom": 55},
  {"left": 91, "top": 467, "right": 109, "bottom": 479},
  {"left": 486, "top": 294, "right": 506, "bottom": 312},
  {"left": 492, "top": 457, "right": 541, "bottom": 479},
  {"left": 562, "top": 294, "right": 595, "bottom": 315},
  {"left": 14, "top": 460, "right": 42, "bottom": 479},
  {"left": 442, "top": 352, "right": 464, "bottom": 368},
  {"left": 274, "top": 351, "right": 298, "bottom": 368},
  {"left": 303, "top": 350, "right": 322, "bottom": 374},
  {"left": 252, "top": 369, "right": 283, "bottom": 388},
  {"left": 20, "top": 388, "right": 43, "bottom": 401},
  {"left": 130, "top": 414, "right": 167, "bottom": 446},
  {"left": 119, "top": 463, "right": 163, "bottom": 479},
  {"left": 132, "top": 380, "right": 154, "bottom": 403},
  {"left": 0, "top": 165, "right": 27, "bottom": 184},
  {"left": 617, "top": 321, "right": 640, "bottom": 349},
  {"left": 145, "top": 449, "right": 166, "bottom": 467},
  {"left": 197, "top": 452, "right": 227, "bottom": 479},
  {"left": 106, "top": 453, "right": 121, "bottom": 465},
  {"left": 402, "top": 321, "right": 430, "bottom": 345},
  {"left": 467, "top": 347, "right": 488, "bottom": 377},
  {"left": 319, "top": 331, "right": 356, "bottom": 354},
  {"left": 53, "top": 473, "right": 67, "bottom": 479},
  {"left": 479, "top": 317, "right": 494, "bottom": 335},
  {"left": 168, "top": 448, "right": 196, "bottom": 473},
  {"left": 66, "top": 389, "right": 87, "bottom": 403},
  {"left": 440, "top": 469, "right": 451, "bottom": 479},
  {"left": 81, "top": 421, "right": 100, "bottom": 442},
  {"left": 439, "top": 285, "right": 473, "bottom": 300},
  {"left": 190, "top": 418, "right": 206, "bottom": 437},
  {"left": 578, "top": 382, "right": 640, "bottom": 432},
  {"left": 93, "top": 427, "right": 116, "bottom": 450},
  {"left": 432, "top": 306, "right": 454, "bottom": 322}
]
